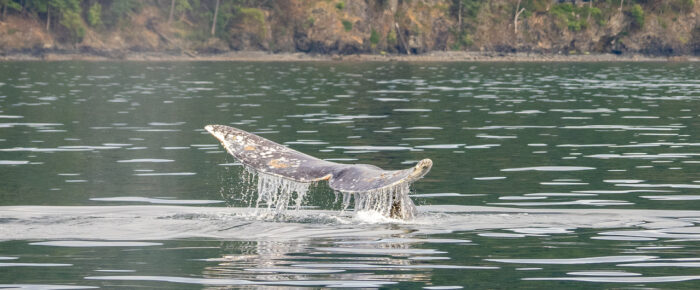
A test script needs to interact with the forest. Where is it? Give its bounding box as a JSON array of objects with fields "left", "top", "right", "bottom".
[{"left": 0, "top": 0, "right": 697, "bottom": 56}]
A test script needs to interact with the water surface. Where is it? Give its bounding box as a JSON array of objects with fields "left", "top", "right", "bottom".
[{"left": 0, "top": 61, "right": 698, "bottom": 289}]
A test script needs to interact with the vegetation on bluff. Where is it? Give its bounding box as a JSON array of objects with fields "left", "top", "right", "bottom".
[{"left": 0, "top": 0, "right": 697, "bottom": 56}]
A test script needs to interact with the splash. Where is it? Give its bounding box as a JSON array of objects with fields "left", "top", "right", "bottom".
[
  {"left": 340, "top": 182, "right": 416, "bottom": 220},
  {"left": 221, "top": 165, "right": 417, "bottom": 220},
  {"left": 255, "top": 171, "right": 311, "bottom": 214}
]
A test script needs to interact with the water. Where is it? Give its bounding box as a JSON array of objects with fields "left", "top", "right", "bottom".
[{"left": 0, "top": 61, "right": 698, "bottom": 288}]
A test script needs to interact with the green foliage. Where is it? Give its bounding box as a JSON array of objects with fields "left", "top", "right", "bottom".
[
  {"left": 550, "top": 3, "right": 573, "bottom": 18},
  {"left": 49, "top": 0, "right": 80, "bottom": 12},
  {"left": 459, "top": 31, "right": 473, "bottom": 47},
  {"left": 386, "top": 29, "right": 396, "bottom": 45},
  {"left": 59, "top": 8, "right": 85, "bottom": 41},
  {"left": 0, "top": 0, "right": 22, "bottom": 13},
  {"left": 370, "top": 28, "right": 380, "bottom": 45},
  {"left": 236, "top": 7, "right": 267, "bottom": 39},
  {"left": 2, "top": 0, "right": 689, "bottom": 53},
  {"left": 521, "top": 0, "right": 550, "bottom": 13},
  {"left": 588, "top": 7, "right": 602, "bottom": 20},
  {"left": 214, "top": 1, "right": 236, "bottom": 37},
  {"left": 87, "top": 2, "right": 103, "bottom": 28},
  {"left": 682, "top": 0, "right": 695, "bottom": 10},
  {"left": 668, "top": 0, "right": 695, "bottom": 12},
  {"left": 103, "top": 0, "right": 141, "bottom": 27},
  {"left": 450, "top": 0, "right": 484, "bottom": 34},
  {"left": 459, "top": 0, "right": 482, "bottom": 19},
  {"left": 42, "top": 0, "right": 85, "bottom": 42},
  {"left": 304, "top": 16, "right": 315, "bottom": 29},
  {"left": 110, "top": 0, "right": 141, "bottom": 16},
  {"left": 629, "top": 4, "right": 645, "bottom": 28},
  {"left": 341, "top": 19, "right": 352, "bottom": 31},
  {"left": 25, "top": 0, "right": 49, "bottom": 13},
  {"left": 550, "top": 3, "right": 591, "bottom": 32},
  {"left": 239, "top": 7, "right": 265, "bottom": 27},
  {"left": 175, "top": 0, "right": 193, "bottom": 14},
  {"left": 450, "top": 29, "right": 473, "bottom": 50}
]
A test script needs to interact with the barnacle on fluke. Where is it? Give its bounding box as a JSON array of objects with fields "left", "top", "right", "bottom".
[{"left": 205, "top": 125, "right": 433, "bottom": 219}]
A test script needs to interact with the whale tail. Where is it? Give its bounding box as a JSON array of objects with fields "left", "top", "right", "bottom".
[{"left": 205, "top": 124, "right": 432, "bottom": 219}]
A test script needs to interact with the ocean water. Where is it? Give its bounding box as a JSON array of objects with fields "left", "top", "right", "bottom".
[{"left": 0, "top": 61, "right": 698, "bottom": 289}]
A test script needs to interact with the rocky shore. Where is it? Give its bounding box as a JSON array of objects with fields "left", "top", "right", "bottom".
[{"left": 1, "top": 50, "right": 696, "bottom": 62}]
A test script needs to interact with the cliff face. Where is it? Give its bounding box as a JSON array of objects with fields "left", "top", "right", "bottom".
[
  {"left": 222, "top": 0, "right": 455, "bottom": 55},
  {"left": 0, "top": 0, "right": 697, "bottom": 56},
  {"left": 472, "top": 1, "right": 699, "bottom": 55}
]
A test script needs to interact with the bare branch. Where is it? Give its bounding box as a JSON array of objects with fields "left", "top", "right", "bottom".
[{"left": 514, "top": 0, "right": 525, "bottom": 34}]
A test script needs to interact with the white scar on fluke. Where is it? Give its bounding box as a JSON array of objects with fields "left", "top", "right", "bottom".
[{"left": 205, "top": 124, "right": 433, "bottom": 219}]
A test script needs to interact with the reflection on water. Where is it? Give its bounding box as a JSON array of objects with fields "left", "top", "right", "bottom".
[{"left": 0, "top": 61, "right": 698, "bottom": 288}]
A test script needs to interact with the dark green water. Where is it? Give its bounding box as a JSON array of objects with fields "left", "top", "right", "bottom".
[{"left": 0, "top": 61, "right": 698, "bottom": 289}]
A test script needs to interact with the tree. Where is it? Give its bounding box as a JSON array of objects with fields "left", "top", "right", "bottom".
[
  {"left": 168, "top": 0, "right": 175, "bottom": 24},
  {"left": 619, "top": 0, "right": 624, "bottom": 13},
  {"left": 103, "top": 0, "right": 141, "bottom": 28},
  {"left": 514, "top": 0, "right": 525, "bottom": 34},
  {"left": 0, "top": 0, "right": 22, "bottom": 21},
  {"left": 87, "top": 1, "right": 102, "bottom": 27},
  {"left": 211, "top": 0, "right": 219, "bottom": 35},
  {"left": 43, "top": 0, "right": 84, "bottom": 41}
]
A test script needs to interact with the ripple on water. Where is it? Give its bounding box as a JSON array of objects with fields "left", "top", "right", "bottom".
[
  {"left": 567, "top": 271, "right": 641, "bottom": 276},
  {"left": 0, "top": 285, "right": 97, "bottom": 289},
  {"left": 335, "top": 238, "right": 471, "bottom": 244},
  {"left": 133, "top": 172, "right": 197, "bottom": 176},
  {"left": 117, "top": 159, "right": 174, "bottom": 163},
  {"left": 85, "top": 276, "right": 397, "bottom": 287},
  {"left": 524, "top": 276, "right": 700, "bottom": 283},
  {"left": 507, "top": 228, "right": 572, "bottom": 235},
  {"left": 473, "top": 176, "right": 507, "bottom": 180},
  {"left": 393, "top": 108, "right": 432, "bottom": 112},
  {"left": 90, "top": 196, "right": 223, "bottom": 204},
  {"left": 0, "top": 263, "right": 73, "bottom": 267},
  {"left": 244, "top": 268, "right": 345, "bottom": 274},
  {"left": 327, "top": 145, "right": 412, "bottom": 151},
  {"left": 486, "top": 255, "right": 656, "bottom": 265},
  {"left": 490, "top": 200, "right": 633, "bottom": 206},
  {"left": 0, "top": 160, "right": 30, "bottom": 165},
  {"left": 30, "top": 241, "right": 162, "bottom": 247},
  {"left": 590, "top": 236, "right": 658, "bottom": 241},
  {"left": 410, "top": 193, "right": 484, "bottom": 198},
  {"left": 465, "top": 144, "right": 500, "bottom": 149},
  {"left": 291, "top": 263, "right": 498, "bottom": 270},
  {"left": 641, "top": 195, "right": 700, "bottom": 201},
  {"left": 501, "top": 166, "right": 596, "bottom": 172},
  {"left": 476, "top": 134, "right": 517, "bottom": 139},
  {"left": 314, "top": 247, "right": 445, "bottom": 255},
  {"left": 407, "top": 126, "right": 443, "bottom": 130},
  {"left": 415, "top": 144, "right": 465, "bottom": 149},
  {"left": 618, "top": 262, "right": 700, "bottom": 267}
]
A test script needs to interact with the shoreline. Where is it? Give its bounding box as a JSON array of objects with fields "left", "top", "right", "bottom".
[{"left": 0, "top": 50, "right": 696, "bottom": 62}]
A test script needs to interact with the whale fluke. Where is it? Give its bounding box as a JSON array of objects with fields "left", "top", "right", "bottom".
[{"left": 205, "top": 124, "right": 432, "bottom": 219}]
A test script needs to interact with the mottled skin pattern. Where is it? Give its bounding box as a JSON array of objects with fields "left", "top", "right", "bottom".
[{"left": 205, "top": 125, "right": 432, "bottom": 193}]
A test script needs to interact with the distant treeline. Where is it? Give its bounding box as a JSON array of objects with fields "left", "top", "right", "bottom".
[{"left": 0, "top": 0, "right": 697, "bottom": 55}]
